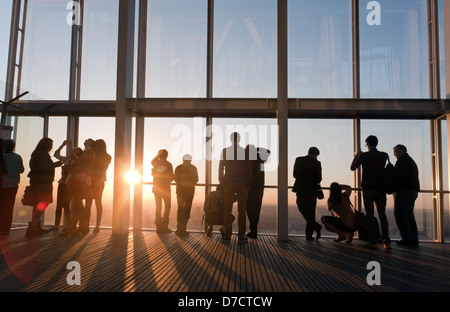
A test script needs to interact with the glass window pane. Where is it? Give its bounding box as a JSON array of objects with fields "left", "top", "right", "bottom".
[
  {"left": 288, "top": 0, "right": 353, "bottom": 98},
  {"left": 359, "top": 0, "right": 429, "bottom": 98},
  {"left": 211, "top": 118, "right": 278, "bottom": 186},
  {"left": 361, "top": 120, "right": 432, "bottom": 190},
  {"left": 288, "top": 119, "right": 354, "bottom": 236},
  {"left": 78, "top": 117, "right": 116, "bottom": 227},
  {"left": 0, "top": 0, "right": 13, "bottom": 99},
  {"left": 439, "top": 0, "right": 447, "bottom": 99},
  {"left": 213, "top": 0, "right": 277, "bottom": 98},
  {"left": 21, "top": 0, "right": 72, "bottom": 100},
  {"left": 143, "top": 117, "right": 206, "bottom": 230},
  {"left": 80, "top": 0, "right": 119, "bottom": 100},
  {"left": 361, "top": 119, "right": 432, "bottom": 242},
  {"left": 146, "top": 0, "right": 207, "bottom": 98},
  {"left": 44, "top": 117, "right": 68, "bottom": 227},
  {"left": 12, "top": 116, "right": 44, "bottom": 227},
  {"left": 210, "top": 118, "right": 278, "bottom": 234}
]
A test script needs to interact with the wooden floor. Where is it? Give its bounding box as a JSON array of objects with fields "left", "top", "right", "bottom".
[{"left": 1, "top": 227, "right": 450, "bottom": 293}]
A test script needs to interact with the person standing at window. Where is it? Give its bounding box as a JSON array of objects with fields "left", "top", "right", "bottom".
[
  {"left": 293, "top": 147, "right": 322, "bottom": 241},
  {"left": 393, "top": 144, "right": 420, "bottom": 246},
  {"left": 25, "top": 138, "right": 63, "bottom": 237},
  {"left": 152, "top": 149, "right": 174, "bottom": 234},
  {"left": 0, "top": 139, "right": 24, "bottom": 235},
  {"left": 219, "top": 132, "right": 252, "bottom": 241},
  {"left": 174, "top": 154, "right": 198, "bottom": 237},
  {"left": 351, "top": 135, "right": 391, "bottom": 249}
]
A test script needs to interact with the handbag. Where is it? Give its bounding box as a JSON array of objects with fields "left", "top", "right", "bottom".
[
  {"left": 317, "top": 189, "right": 324, "bottom": 199},
  {"left": 21, "top": 185, "right": 35, "bottom": 206},
  {"left": 316, "top": 184, "right": 324, "bottom": 199}
]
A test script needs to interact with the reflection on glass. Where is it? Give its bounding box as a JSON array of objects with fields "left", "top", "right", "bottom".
[
  {"left": 288, "top": 0, "right": 352, "bottom": 98},
  {"left": 360, "top": 0, "right": 429, "bottom": 98},
  {"left": 213, "top": 0, "right": 277, "bottom": 98},
  {"left": 0, "top": 0, "right": 13, "bottom": 97},
  {"left": 80, "top": 0, "right": 119, "bottom": 100},
  {"left": 146, "top": 0, "right": 207, "bottom": 98},
  {"left": 21, "top": 0, "right": 71, "bottom": 100}
]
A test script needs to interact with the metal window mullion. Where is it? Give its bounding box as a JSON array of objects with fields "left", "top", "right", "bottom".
[
  {"left": 133, "top": 0, "right": 148, "bottom": 231},
  {"left": 15, "top": 0, "right": 28, "bottom": 100},
  {"left": 277, "top": 0, "right": 288, "bottom": 242},
  {"left": 206, "top": 0, "right": 214, "bottom": 99},
  {"left": 352, "top": 0, "right": 360, "bottom": 100},
  {"left": 353, "top": 117, "right": 362, "bottom": 211},
  {"left": 431, "top": 119, "right": 445, "bottom": 242},
  {"left": 428, "top": 0, "right": 441, "bottom": 99},
  {"left": 1, "top": 0, "right": 22, "bottom": 129}
]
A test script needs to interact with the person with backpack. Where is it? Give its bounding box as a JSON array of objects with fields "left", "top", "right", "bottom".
[
  {"left": 174, "top": 154, "right": 198, "bottom": 237},
  {"left": 393, "top": 144, "right": 420, "bottom": 246},
  {"left": 321, "top": 183, "right": 356, "bottom": 243},
  {"left": 351, "top": 135, "right": 391, "bottom": 249}
]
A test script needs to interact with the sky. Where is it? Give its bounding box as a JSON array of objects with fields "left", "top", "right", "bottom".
[{"left": 0, "top": 0, "right": 448, "bottom": 236}]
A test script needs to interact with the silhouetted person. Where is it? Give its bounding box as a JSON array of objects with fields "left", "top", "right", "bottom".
[
  {"left": 351, "top": 135, "right": 391, "bottom": 249},
  {"left": 245, "top": 145, "right": 271, "bottom": 239},
  {"left": 0, "top": 139, "right": 24, "bottom": 235},
  {"left": 85, "top": 139, "right": 112, "bottom": 233},
  {"left": 393, "top": 144, "right": 420, "bottom": 246},
  {"left": 50, "top": 139, "right": 74, "bottom": 232},
  {"left": 174, "top": 154, "right": 198, "bottom": 237},
  {"left": 219, "top": 132, "right": 252, "bottom": 241},
  {"left": 321, "top": 183, "right": 356, "bottom": 243},
  {"left": 293, "top": 147, "right": 322, "bottom": 240},
  {"left": 152, "top": 149, "right": 174, "bottom": 234},
  {"left": 0, "top": 139, "right": 6, "bottom": 187},
  {"left": 25, "top": 138, "right": 63, "bottom": 237},
  {"left": 64, "top": 139, "right": 96, "bottom": 236}
]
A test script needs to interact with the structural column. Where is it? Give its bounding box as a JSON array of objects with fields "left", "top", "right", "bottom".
[
  {"left": 113, "top": 0, "right": 136, "bottom": 234},
  {"left": 277, "top": 0, "right": 288, "bottom": 242}
]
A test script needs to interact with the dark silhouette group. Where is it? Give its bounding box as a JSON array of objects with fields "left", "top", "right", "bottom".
[
  {"left": 11, "top": 137, "right": 111, "bottom": 237},
  {"left": 293, "top": 134, "right": 420, "bottom": 250},
  {"left": 1, "top": 132, "right": 420, "bottom": 250}
]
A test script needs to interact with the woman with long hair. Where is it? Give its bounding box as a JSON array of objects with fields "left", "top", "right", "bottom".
[
  {"left": 25, "top": 137, "right": 63, "bottom": 237},
  {"left": 84, "top": 139, "right": 111, "bottom": 233},
  {"left": 321, "top": 182, "right": 356, "bottom": 243}
]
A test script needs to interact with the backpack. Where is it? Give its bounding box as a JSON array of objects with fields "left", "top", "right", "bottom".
[
  {"left": 352, "top": 203, "right": 381, "bottom": 242},
  {"left": 203, "top": 191, "right": 224, "bottom": 225},
  {"left": 383, "top": 160, "right": 397, "bottom": 195}
]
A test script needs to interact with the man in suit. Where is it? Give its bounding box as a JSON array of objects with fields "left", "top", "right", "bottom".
[
  {"left": 293, "top": 147, "right": 322, "bottom": 240},
  {"left": 351, "top": 135, "right": 391, "bottom": 249},
  {"left": 393, "top": 144, "right": 420, "bottom": 246}
]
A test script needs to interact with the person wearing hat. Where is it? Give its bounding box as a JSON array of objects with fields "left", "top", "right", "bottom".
[{"left": 174, "top": 154, "right": 198, "bottom": 236}]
